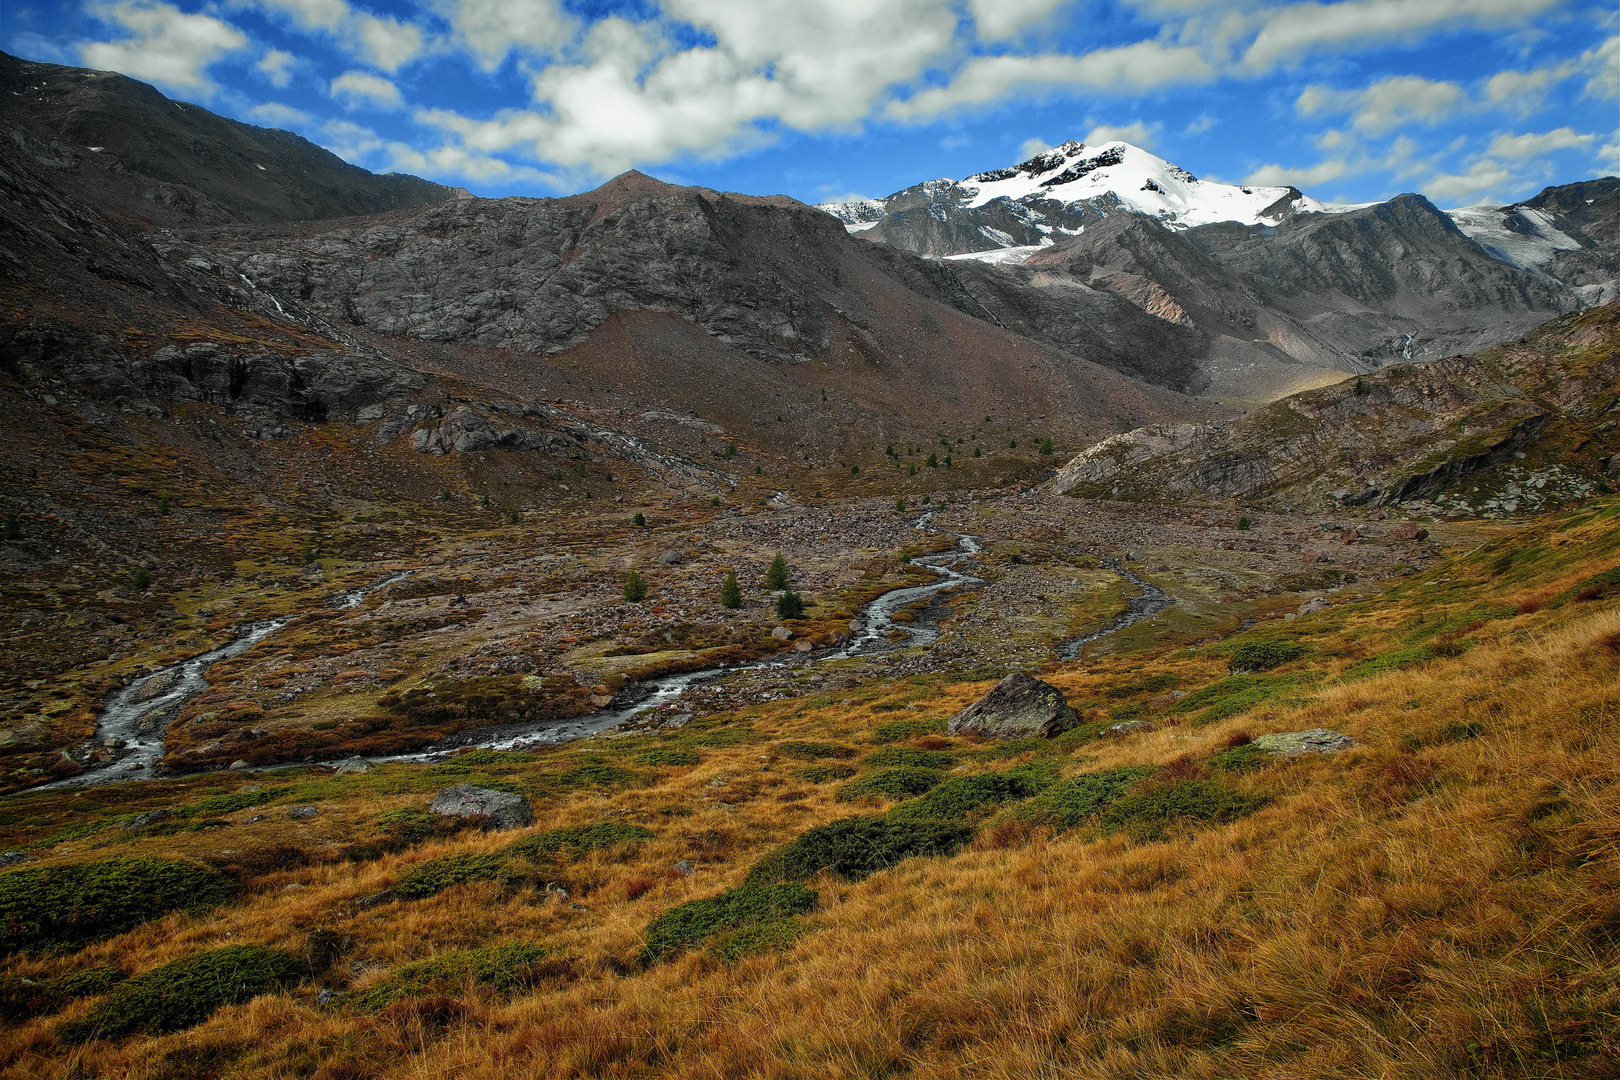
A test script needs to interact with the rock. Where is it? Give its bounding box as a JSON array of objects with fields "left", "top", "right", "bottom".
[
  {"left": 771, "top": 626, "right": 792, "bottom": 640},
  {"left": 333, "top": 757, "right": 371, "bottom": 775},
  {"left": 672, "top": 860, "right": 694, "bottom": 877},
  {"left": 947, "top": 673, "right": 1080, "bottom": 739},
  {"left": 287, "top": 805, "right": 319, "bottom": 819},
  {"left": 228, "top": 759, "right": 252, "bottom": 770},
  {"left": 1391, "top": 522, "right": 1430, "bottom": 541},
  {"left": 356, "top": 890, "right": 393, "bottom": 908},
  {"left": 1251, "top": 728, "right": 1358, "bottom": 756},
  {"left": 242, "top": 814, "right": 268, "bottom": 824},
  {"left": 123, "top": 807, "right": 173, "bottom": 830},
  {"left": 0, "top": 850, "right": 32, "bottom": 866},
  {"left": 1297, "top": 597, "right": 1329, "bottom": 616},
  {"left": 428, "top": 784, "right": 533, "bottom": 831},
  {"left": 658, "top": 549, "right": 683, "bottom": 565},
  {"left": 316, "top": 988, "right": 347, "bottom": 1008},
  {"left": 1103, "top": 721, "right": 1154, "bottom": 737},
  {"left": 588, "top": 694, "right": 614, "bottom": 708}
]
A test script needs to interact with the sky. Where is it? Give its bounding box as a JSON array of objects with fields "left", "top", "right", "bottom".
[{"left": 4, "top": 0, "right": 1617, "bottom": 209}]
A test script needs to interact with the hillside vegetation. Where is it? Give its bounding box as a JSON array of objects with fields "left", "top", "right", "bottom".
[{"left": 2, "top": 494, "right": 1617, "bottom": 1079}]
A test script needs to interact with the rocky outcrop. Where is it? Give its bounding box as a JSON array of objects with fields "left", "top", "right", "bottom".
[
  {"left": 947, "top": 673, "right": 1079, "bottom": 739},
  {"left": 429, "top": 784, "right": 533, "bottom": 831},
  {"left": 1252, "top": 729, "right": 1357, "bottom": 755}
]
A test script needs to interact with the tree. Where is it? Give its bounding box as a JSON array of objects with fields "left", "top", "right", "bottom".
[
  {"left": 131, "top": 567, "right": 153, "bottom": 590},
  {"left": 157, "top": 494, "right": 171, "bottom": 516},
  {"left": 2, "top": 513, "right": 17, "bottom": 541},
  {"left": 508, "top": 510, "right": 520, "bottom": 523},
  {"left": 622, "top": 568, "right": 648, "bottom": 602},
  {"left": 632, "top": 511, "right": 646, "bottom": 527},
  {"left": 925, "top": 452, "right": 938, "bottom": 468},
  {"left": 775, "top": 590, "right": 805, "bottom": 620},
  {"left": 719, "top": 571, "right": 742, "bottom": 609},
  {"left": 722, "top": 442, "right": 737, "bottom": 458},
  {"left": 1039, "top": 438, "right": 1054, "bottom": 456},
  {"left": 1237, "top": 516, "right": 1252, "bottom": 531},
  {"left": 894, "top": 497, "right": 906, "bottom": 511},
  {"left": 764, "top": 552, "right": 790, "bottom": 589}
]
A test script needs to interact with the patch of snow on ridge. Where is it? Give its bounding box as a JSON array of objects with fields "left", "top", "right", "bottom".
[
  {"left": 1447, "top": 204, "right": 1582, "bottom": 270},
  {"left": 944, "top": 240, "right": 1052, "bottom": 266},
  {"left": 958, "top": 140, "right": 1326, "bottom": 230}
]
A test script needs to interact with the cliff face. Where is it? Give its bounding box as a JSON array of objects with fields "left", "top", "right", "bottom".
[{"left": 1047, "top": 303, "right": 1620, "bottom": 518}]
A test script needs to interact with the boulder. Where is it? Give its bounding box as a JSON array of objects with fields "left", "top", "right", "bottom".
[
  {"left": 428, "top": 784, "right": 533, "bottom": 831},
  {"left": 123, "top": 807, "right": 173, "bottom": 830},
  {"left": 287, "top": 805, "right": 319, "bottom": 819},
  {"left": 333, "top": 757, "right": 371, "bottom": 775},
  {"left": 1103, "top": 721, "right": 1154, "bottom": 738},
  {"left": 1251, "top": 728, "right": 1357, "bottom": 756},
  {"left": 948, "top": 673, "right": 1079, "bottom": 739},
  {"left": 1297, "top": 597, "right": 1330, "bottom": 616},
  {"left": 1390, "top": 522, "right": 1430, "bottom": 541}
]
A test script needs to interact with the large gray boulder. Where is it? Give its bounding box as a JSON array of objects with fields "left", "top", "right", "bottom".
[
  {"left": 1251, "top": 728, "right": 1357, "bottom": 756},
  {"left": 428, "top": 784, "right": 534, "bottom": 831},
  {"left": 948, "top": 673, "right": 1079, "bottom": 739}
]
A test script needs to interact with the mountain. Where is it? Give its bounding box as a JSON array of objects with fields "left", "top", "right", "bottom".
[
  {"left": 819, "top": 139, "right": 1327, "bottom": 258},
  {"left": 1046, "top": 300, "right": 1620, "bottom": 516},
  {"left": 0, "top": 51, "right": 463, "bottom": 227}
]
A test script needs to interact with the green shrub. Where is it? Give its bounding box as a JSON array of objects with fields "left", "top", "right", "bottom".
[
  {"left": 870, "top": 718, "right": 946, "bottom": 743},
  {"left": 712, "top": 918, "right": 809, "bottom": 964},
  {"left": 1209, "top": 745, "right": 1268, "bottom": 773},
  {"left": 62, "top": 945, "right": 305, "bottom": 1040},
  {"left": 622, "top": 568, "right": 649, "bottom": 603},
  {"left": 641, "top": 883, "right": 817, "bottom": 964},
  {"left": 543, "top": 761, "right": 646, "bottom": 789},
  {"left": 1168, "top": 674, "right": 1311, "bottom": 725},
  {"left": 863, "top": 746, "right": 954, "bottom": 770},
  {"left": 2, "top": 513, "right": 18, "bottom": 541},
  {"left": 1010, "top": 766, "right": 1154, "bottom": 831},
  {"left": 0, "top": 858, "right": 237, "bottom": 954},
  {"left": 1099, "top": 779, "right": 1269, "bottom": 841},
  {"left": 0, "top": 965, "right": 125, "bottom": 1023},
  {"left": 775, "top": 591, "right": 805, "bottom": 619},
  {"left": 632, "top": 512, "right": 646, "bottom": 527},
  {"left": 354, "top": 942, "right": 548, "bottom": 1010},
  {"left": 835, "top": 767, "right": 945, "bottom": 802},
  {"left": 1229, "top": 640, "right": 1305, "bottom": 672},
  {"left": 504, "top": 823, "right": 653, "bottom": 861},
  {"left": 1344, "top": 647, "right": 1434, "bottom": 680},
  {"left": 719, "top": 572, "right": 742, "bottom": 609},
  {"left": 748, "top": 816, "right": 974, "bottom": 883},
  {"left": 764, "top": 553, "right": 790, "bottom": 589},
  {"left": 679, "top": 725, "right": 765, "bottom": 748},
  {"left": 637, "top": 748, "right": 701, "bottom": 767},
  {"left": 130, "top": 568, "right": 153, "bottom": 590},
  {"left": 886, "top": 771, "right": 1048, "bottom": 821},
  {"left": 393, "top": 852, "right": 508, "bottom": 900},
  {"left": 793, "top": 763, "right": 857, "bottom": 783},
  {"left": 775, "top": 741, "right": 857, "bottom": 760}
]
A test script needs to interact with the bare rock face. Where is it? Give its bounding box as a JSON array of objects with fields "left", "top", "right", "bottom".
[
  {"left": 948, "top": 673, "right": 1079, "bottom": 739},
  {"left": 429, "top": 784, "right": 533, "bottom": 831}
]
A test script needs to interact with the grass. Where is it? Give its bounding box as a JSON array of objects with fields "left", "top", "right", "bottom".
[
  {"left": 61, "top": 945, "right": 305, "bottom": 1040},
  {"left": 352, "top": 943, "right": 552, "bottom": 1010}
]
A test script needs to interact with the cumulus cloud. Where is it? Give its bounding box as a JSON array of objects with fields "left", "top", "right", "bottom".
[
  {"left": 330, "top": 70, "right": 403, "bottom": 110},
  {"left": 1181, "top": 113, "right": 1216, "bottom": 136},
  {"left": 247, "top": 101, "right": 310, "bottom": 126},
  {"left": 81, "top": 0, "right": 247, "bottom": 93},
  {"left": 320, "top": 118, "right": 385, "bottom": 162},
  {"left": 358, "top": 16, "right": 423, "bottom": 71},
  {"left": 448, "top": 0, "right": 575, "bottom": 70},
  {"left": 1487, "top": 127, "right": 1596, "bottom": 157},
  {"left": 239, "top": 0, "right": 423, "bottom": 71},
  {"left": 1243, "top": 159, "right": 1349, "bottom": 187},
  {"left": 256, "top": 48, "right": 295, "bottom": 87},
  {"left": 250, "top": 0, "right": 348, "bottom": 32},
  {"left": 968, "top": 0, "right": 1072, "bottom": 39},
  {"left": 1298, "top": 75, "right": 1463, "bottom": 132},
  {"left": 1424, "top": 157, "right": 1513, "bottom": 202},
  {"left": 1084, "top": 120, "right": 1160, "bottom": 148},
  {"left": 1484, "top": 62, "right": 1574, "bottom": 113},
  {"left": 889, "top": 42, "right": 1213, "bottom": 120},
  {"left": 1584, "top": 35, "right": 1619, "bottom": 100},
  {"left": 1019, "top": 136, "right": 1054, "bottom": 159},
  {"left": 1244, "top": 0, "right": 1562, "bottom": 68}
]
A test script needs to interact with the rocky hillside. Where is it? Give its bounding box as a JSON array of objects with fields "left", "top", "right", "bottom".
[
  {"left": 0, "top": 52, "right": 462, "bottom": 227},
  {"left": 1046, "top": 302, "right": 1620, "bottom": 517}
]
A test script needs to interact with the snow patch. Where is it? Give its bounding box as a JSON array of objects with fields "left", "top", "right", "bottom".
[{"left": 1446, "top": 204, "right": 1582, "bottom": 270}]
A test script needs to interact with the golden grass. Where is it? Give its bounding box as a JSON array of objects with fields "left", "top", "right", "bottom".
[{"left": 4, "top": 506, "right": 1620, "bottom": 1078}]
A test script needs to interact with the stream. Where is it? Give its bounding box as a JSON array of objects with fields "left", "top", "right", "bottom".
[{"left": 1055, "top": 557, "right": 1174, "bottom": 661}]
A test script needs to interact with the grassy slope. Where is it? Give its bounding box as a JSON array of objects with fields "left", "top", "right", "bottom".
[{"left": 2, "top": 500, "right": 1619, "bottom": 1078}]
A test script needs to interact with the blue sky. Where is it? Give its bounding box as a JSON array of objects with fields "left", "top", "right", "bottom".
[{"left": 5, "top": 0, "right": 1616, "bottom": 207}]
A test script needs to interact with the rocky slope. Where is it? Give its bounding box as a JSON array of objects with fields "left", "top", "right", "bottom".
[
  {"left": 1045, "top": 302, "right": 1620, "bottom": 517},
  {"left": 0, "top": 51, "right": 462, "bottom": 228}
]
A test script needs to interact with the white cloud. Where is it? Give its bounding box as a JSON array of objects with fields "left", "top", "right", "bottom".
[
  {"left": 1019, "top": 136, "right": 1053, "bottom": 159},
  {"left": 1181, "top": 113, "right": 1215, "bottom": 136},
  {"left": 330, "top": 70, "right": 403, "bottom": 110},
  {"left": 1584, "top": 35, "right": 1619, "bottom": 100},
  {"left": 247, "top": 101, "right": 310, "bottom": 126},
  {"left": 1424, "top": 158, "right": 1513, "bottom": 201},
  {"left": 1244, "top": 0, "right": 1563, "bottom": 68},
  {"left": 320, "top": 118, "right": 385, "bottom": 162},
  {"left": 1298, "top": 75, "right": 1463, "bottom": 132},
  {"left": 256, "top": 48, "right": 295, "bottom": 87},
  {"left": 251, "top": 0, "right": 348, "bottom": 32},
  {"left": 81, "top": 1, "right": 247, "bottom": 93},
  {"left": 1243, "top": 159, "right": 1349, "bottom": 187},
  {"left": 1487, "top": 127, "right": 1595, "bottom": 157},
  {"left": 358, "top": 16, "right": 423, "bottom": 71},
  {"left": 968, "top": 0, "right": 1072, "bottom": 39},
  {"left": 1483, "top": 62, "right": 1573, "bottom": 113},
  {"left": 447, "top": 0, "right": 575, "bottom": 70},
  {"left": 1084, "top": 120, "right": 1160, "bottom": 148},
  {"left": 889, "top": 42, "right": 1213, "bottom": 120}
]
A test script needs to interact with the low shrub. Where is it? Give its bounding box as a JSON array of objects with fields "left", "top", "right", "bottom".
[
  {"left": 393, "top": 852, "right": 509, "bottom": 900},
  {"left": 871, "top": 719, "right": 946, "bottom": 743},
  {"left": 504, "top": 823, "right": 654, "bottom": 861},
  {"left": 1099, "top": 778, "right": 1270, "bottom": 841},
  {"left": 1229, "top": 640, "right": 1306, "bottom": 672},
  {"left": 775, "top": 741, "right": 858, "bottom": 760},
  {"left": 886, "top": 770, "right": 1050, "bottom": 822},
  {"left": 712, "top": 918, "right": 809, "bottom": 964},
  {"left": 1009, "top": 766, "right": 1154, "bottom": 831},
  {"left": 640, "top": 883, "right": 817, "bottom": 964},
  {"left": 834, "top": 767, "right": 945, "bottom": 802},
  {"left": 793, "top": 764, "right": 857, "bottom": 784},
  {"left": 0, "top": 857, "right": 238, "bottom": 954},
  {"left": 353, "top": 942, "right": 552, "bottom": 1011},
  {"left": 1210, "top": 744, "right": 1268, "bottom": 773},
  {"left": 636, "top": 748, "right": 701, "bottom": 767},
  {"left": 541, "top": 761, "right": 646, "bottom": 789},
  {"left": 863, "top": 746, "right": 954, "bottom": 770},
  {"left": 1344, "top": 647, "right": 1434, "bottom": 680},
  {"left": 747, "top": 816, "right": 974, "bottom": 883},
  {"left": 0, "top": 965, "right": 125, "bottom": 1022},
  {"left": 61, "top": 945, "right": 305, "bottom": 1040}
]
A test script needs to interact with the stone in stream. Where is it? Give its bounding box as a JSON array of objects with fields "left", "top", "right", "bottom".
[
  {"left": 948, "top": 673, "right": 1080, "bottom": 739},
  {"left": 429, "top": 784, "right": 534, "bottom": 831},
  {"left": 1251, "top": 728, "right": 1357, "bottom": 756},
  {"left": 333, "top": 757, "right": 371, "bottom": 775}
]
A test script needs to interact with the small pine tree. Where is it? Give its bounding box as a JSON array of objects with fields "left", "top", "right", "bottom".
[
  {"left": 157, "top": 494, "right": 171, "bottom": 516},
  {"left": 722, "top": 442, "right": 736, "bottom": 459},
  {"left": 131, "top": 567, "right": 153, "bottom": 590},
  {"left": 1237, "top": 516, "right": 1252, "bottom": 531},
  {"left": 508, "top": 510, "right": 520, "bottom": 524},
  {"left": 2, "top": 513, "right": 18, "bottom": 541},
  {"left": 719, "top": 571, "right": 742, "bottom": 609},
  {"left": 973, "top": 447, "right": 981, "bottom": 457},
  {"left": 820, "top": 389, "right": 828, "bottom": 402},
  {"left": 632, "top": 512, "right": 646, "bottom": 527},
  {"left": 622, "top": 568, "right": 648, "bottom": 603},
  {"left": 710, "top": 496, "right": 721, "bottom": 506},
  {"left": 1009, "top": 439, "right": 1017, "bottom": 449},
  {"left": 850, "top": 464, "right": 860, "bottom": 475},
  {"left": 1039, "top": 438, "right": 1054, "bottom": 456},
  {"left": 944, "top": 455, "right": 952, "bottom": 468},
  {"left": 775, "top": 590, "right": 805, "bottom": 620},
  {"left": 925, "top": 452, "right": 938, "bottom": 468},
  {"left": 908, "top": 463, "right": 918, "bottom": 476},
  {"left": 894, "top": 497, "right": 906, "bottom": 511},
  {"left": 764, "top": 552, "right": 790, "bottom": 589}
]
